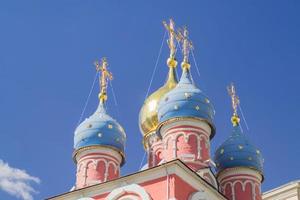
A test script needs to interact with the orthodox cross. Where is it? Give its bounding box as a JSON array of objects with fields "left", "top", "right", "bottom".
[
  {"left": 163, "top": 19, "right": 178, "bottom": 59},
  {"left": 178, "top": 26, "right": 193, "bottom": 64},
  {"left": 94, "top": 57, "right": 113, "bottom": 103},
  {"left": 227, "top": 83, "right": 240, "bottom": 126}
]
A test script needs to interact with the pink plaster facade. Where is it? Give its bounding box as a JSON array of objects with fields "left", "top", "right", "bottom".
[
  {"left": 75, "top": 149, "right": 121, "bottom": 189},
  {"left": 145, "top": 133, "right": 163, "bottom": 168},
  {"left": 48, "top": 160, "right": 227, "bottom": 200},
  {"left": 218, "top": 168, "right": 262, "bottom": 200},
  {"left": 160, "top": 122, "right": 212, "bottom": 171},
  {"left": 80, "top": 174, "right": 198, "bottom": 200}
]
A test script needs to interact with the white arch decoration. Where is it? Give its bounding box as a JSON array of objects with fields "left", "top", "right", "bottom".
[
  {"left": 118, "top": 195, "right": 140, "bottom": 200},
  {"left": 188, "top": 191, "right": 209, "bottom": 200},
  {"left": 106, "top": 184, "right": 151, "bottom": 200},
  {"left": 222, "top": 179, "right": 259, "bottom": 200}
]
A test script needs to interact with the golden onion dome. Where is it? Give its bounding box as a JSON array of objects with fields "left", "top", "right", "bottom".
[{"left": 139, "top": 59, "right": 178, "bottom": 139}]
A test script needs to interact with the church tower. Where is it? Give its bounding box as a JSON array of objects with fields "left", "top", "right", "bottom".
[
  {"left": 214, "top": 84, "right": 264, "bottom": 200},
  {"left": 139, "top": 19, "right": 178, "bottom": 168},
  {"left": 73, "top": 58, "right": 126, "bottom": 189},
  {"left": 157, "top": 27, "right": 216, "bottom": 173}
]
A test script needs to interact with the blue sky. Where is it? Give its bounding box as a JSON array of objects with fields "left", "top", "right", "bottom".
[{"left": 0, "top": 0, "right": 299, "bottom": 199}]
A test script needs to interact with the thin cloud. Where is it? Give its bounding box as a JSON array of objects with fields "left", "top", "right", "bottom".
[{"left": 0, "top": 160, "right": 40, "bottom": 200}]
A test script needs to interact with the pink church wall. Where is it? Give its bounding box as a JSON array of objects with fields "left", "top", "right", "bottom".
[
  {"left": 151, "top": 140, "right": 163, "bottom": 167},
  {"left": 161, "top": 124, "right": 211, "bottom": 171},
  {"left": 173, "top": 175, "right": 197, "bottom": 199},
  {"left": 89, "top": 174, "right": 198, "bottom": 200},
  {"left": 225, "top": 184, "right": 233, "bottom": 199},
  {"left": 140, "top": 176, "right": 168, "bottom": 199},
  {"left": 234, "top": 182, "right": 252, "bottom": 200},
  {"left": 146, "top": 133, "right": 163, "bottom": 168},
  {"left": 255, "top": 185, "right": 262, "bottom": 200},
  {"left": 219, "top": 170, "right": 262, "bottom": 200},
  {"left": 75, "top": 151, "right": 120, "bottom": 189}
]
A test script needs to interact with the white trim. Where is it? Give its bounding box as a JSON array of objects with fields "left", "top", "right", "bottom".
[
  {"left": 76, "top": 147, "right": 122, "bottom": 164},
  {"left": 105, "top": 184, "right": 151, "bottom": 200},
  {"left": 197, "top": 168, "right": 218, "bottom": 189},
  {"left": 163, "top": 127, "right": 210, "bottom": 140},
  {"left": 263, "top": 180, "right": 300, "bottom": 200},
  {"left": 118, "top": 195, "right": 139, "bottom": 200},
  {"left": 217, "top": 167, "right": 262, "bottom": 183},
  {"left": 78, "top": 154, "right": 119, "bottom": 164},
  {"left": 160, "top": 120, "right": 211, "bottom": 139}
]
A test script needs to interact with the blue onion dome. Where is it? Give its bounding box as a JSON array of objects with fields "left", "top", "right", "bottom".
[
  {"left": 73, "top": 58, "right": 126, "bottom": 165},
  {"left": 157, "top": 65, "right": 215, "bottom": 137},
  {"left": 214, "top": 116, "right": 264, "bottom": 176},
  {"left": 73, "top": 101, "right": 126, "bottom": 165}
]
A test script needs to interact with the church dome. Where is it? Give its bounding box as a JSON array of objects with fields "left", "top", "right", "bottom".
[
  {"left": 139, "top": 62, "right": 178, "bottom": 138},
  {"left": 214, "top": 123, "right": 264, "bottom": 174},
  {"left": 157, "top": 66, "right": 215, "bottom": 137},
  {"left": 74, "top": 102, "right": 126, "bottom": 165}
]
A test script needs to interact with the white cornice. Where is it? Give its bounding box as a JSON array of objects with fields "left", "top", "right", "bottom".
[
  {"left": 217, "top": 167, "right": 262, "bottom": 183},
  {"left": 263, "top": 180, "right": 300, "bottom": 200},
  {"left": 161, "top": 120, "right": 211, "bottom": 138},
  {"left": 75, "top": 146, "right": 122, "bottom": 164}
]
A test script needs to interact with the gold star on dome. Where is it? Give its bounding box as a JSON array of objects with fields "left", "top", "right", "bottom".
[
  {"left": 174, "top": 105, "right": 179, "bottom": 110},
  {"left": 220, "top": 149, "right": 224, "bottom": 154},
  {"left": 238, "top": 145, "right": 243, "bottom": 150},
  {"left": 195, "top": 105, "right": 200, "bottom": 110},
  {"left": 256, "top": 150, "right": 260, "bottom": 154},
  {"left": 108, "top": 124, "right": 113, "bottom": 129},
  {"left": 98, "top": 133, "right": 102, "bottom": 137},
  {"left": 248, "top": 157, "right": 253, "bottom": 161},
  {"left": 230, "top": 157, "right": 234, "bottom": 160}
]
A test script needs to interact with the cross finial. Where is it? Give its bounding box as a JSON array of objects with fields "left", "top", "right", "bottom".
[
  {"left": 178, "top": 26, "right": 193, "bottom": 69},
  {"left": 94, "top": 57, "right": 113, "bottom": 104},
  {"left": 163, "top": 19, "right": 179, "bottom": 67},
  {"left": 227, "top": 83, "right": 240, "bottom": 126}
]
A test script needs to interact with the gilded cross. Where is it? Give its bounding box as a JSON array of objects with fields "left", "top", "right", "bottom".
[
  {"left": 163, "top": 19, "right": 178, "bottom": 59},
  {"left": 178, "top": 26, "right": 193, "bottom": 64},
  {"left": 94, "top": 57, "right": 113, "bottom": 103},
  {"left": 227, "top": 83, "right": 240, "bottom": 116},
  {"left": 227, "top": 83, "right": 240, "bottom": 126}
]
